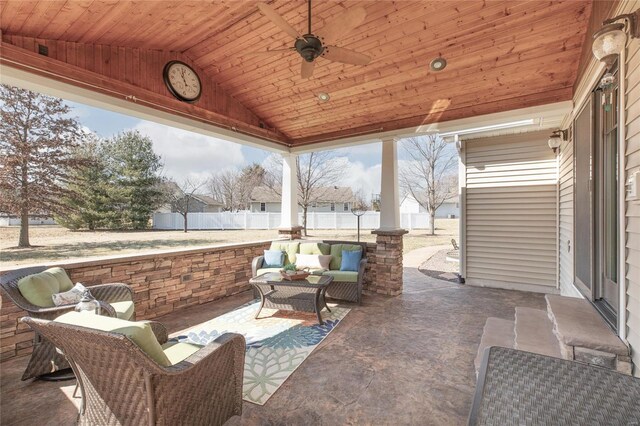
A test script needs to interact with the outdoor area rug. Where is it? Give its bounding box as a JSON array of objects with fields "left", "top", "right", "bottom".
[{"left": 178, "top": 300, "right": 350, "bottom": 405}]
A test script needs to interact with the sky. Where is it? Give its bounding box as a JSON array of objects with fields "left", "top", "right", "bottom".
[
  {"left": 67, "top": 101, "right": 458, "bottom": 201},
  {"left": 67, "top": 101, "right": 385, "bottom": 198}
]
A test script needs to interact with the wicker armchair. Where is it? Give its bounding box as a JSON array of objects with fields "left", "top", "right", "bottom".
[
  {"left": 22, "top": 317, "right": 245, "bottom": 426},
  {"left": 0, "top": 266, "right": 134, "bottom": 380}
]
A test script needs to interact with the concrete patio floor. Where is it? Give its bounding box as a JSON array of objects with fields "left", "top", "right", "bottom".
[{"left": 0, "top": 252, "right": 546, "bottom": 425}]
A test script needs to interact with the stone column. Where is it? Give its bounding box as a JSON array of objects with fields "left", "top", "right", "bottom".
[
  {"left": 278, "top": 153, "right": 303, "bottom": 240},
  {"left": 370, "top": 229, "right": 407, "bottom": 296},
  {"left": 371, "top": 137, "right": 407, "bottom": 295}
]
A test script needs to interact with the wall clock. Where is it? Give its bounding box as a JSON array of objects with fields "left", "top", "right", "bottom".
[{"left": 163, "top": 61, "right": 202, "bottom": 103}]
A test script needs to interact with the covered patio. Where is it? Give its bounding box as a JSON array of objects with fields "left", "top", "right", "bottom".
[
  {"left": 1, "top": 255, "right": 546, "bottom": 425},
  {"left": 2, "top": 0, "right": 640, "bottom": 424}
]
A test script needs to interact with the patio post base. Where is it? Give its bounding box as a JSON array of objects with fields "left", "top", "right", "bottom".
[
  {"left": 370, "top": 228, "right": 408, "bottom": 296},
  {"left": 278, "top": 226, "right": 303, "bottom": 240}
]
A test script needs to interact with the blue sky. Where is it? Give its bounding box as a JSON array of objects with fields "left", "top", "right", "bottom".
[{"left": 67, "top": 101, "right": 384, "bottom": 196}]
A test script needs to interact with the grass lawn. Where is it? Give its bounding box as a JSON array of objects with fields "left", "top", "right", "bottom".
[{"left": 0, "top": 219, "right": 458, "bottom": 267}]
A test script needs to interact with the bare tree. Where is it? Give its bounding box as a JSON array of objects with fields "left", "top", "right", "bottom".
[
  {"left": 164, "top": 178, "right": 206, "bottom": 232},
  {"left": 0, "top": 85, "right": 84, "bottom": 247},
  {"left": 264, "top": 151, "right": 345, "bottom": 236},
  {"left": 400, "top": 135, "right": 458, "bottom": 235},
  {"left": 208, "top": 169, "right": 241, "bottom": 211},
  {"left": 352, "top": 189, "right": 371, "bottom": 212},
  {"left": 208, "top": 163, "right": 265, "bottom": 211}
]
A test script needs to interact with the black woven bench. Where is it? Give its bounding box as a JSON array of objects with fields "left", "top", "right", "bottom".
[{"left": 469, "top": 346, "right": 640, "bottom": 425}]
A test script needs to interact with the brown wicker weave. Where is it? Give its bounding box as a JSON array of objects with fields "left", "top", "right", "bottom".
[
  {"left": 22, "top": 317, "right": 245, "bottom": 426},
  {"left": 249, "top": 273, "right": 333, "bottom": 324},
  {"left": 0, "top": 266, "right": 135, "bottom": 380},
  {"left": 252, "top": 240, "right": 367, "bottom": 305}
]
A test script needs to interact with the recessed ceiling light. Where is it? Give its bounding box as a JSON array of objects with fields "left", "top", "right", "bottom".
[
  {"left": 429, "top": 57, "right": 447, "bottom": 72},
  {"left": 317, "top": 92, "right": 330, "bottom": 102}
]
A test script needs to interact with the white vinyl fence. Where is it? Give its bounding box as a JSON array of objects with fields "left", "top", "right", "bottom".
[
  {"left": 0, "top": 216, "right": 57, "bottom": 226},
  {"left": 153, "top": 212, "right": 430, "bottom": 231}
]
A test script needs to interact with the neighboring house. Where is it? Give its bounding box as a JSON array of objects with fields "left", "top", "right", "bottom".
[
  {"left": 249, "top": 186, "right": 355, "bottom": 213},
  {"left": 157, "top": 182, "right": 224, "bottom": 213},
  {"left": 185, "top": 194, "right": 225, "bottom": 213},
  {"left": 399, "top": 194, "right": 459, "bottom": 218}
]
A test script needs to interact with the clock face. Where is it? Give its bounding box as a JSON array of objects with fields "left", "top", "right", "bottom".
[{"left": 163, "top": 61, "right": 202, "bottom": 103}]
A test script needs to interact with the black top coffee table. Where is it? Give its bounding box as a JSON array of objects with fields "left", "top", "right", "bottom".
[{"left": 249, "top": 273, "right": 333, "bottom": 325}]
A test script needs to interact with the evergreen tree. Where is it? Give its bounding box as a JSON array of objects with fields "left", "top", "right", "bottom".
[
  {"left": 0, "top": 85, "right": 83, "bottom": 247},
  {"left": 56, "top": 134, "right": 112, "bottom": 230},
  {"left": 103, "top": 131, "right": 163, "bottom": 229}
]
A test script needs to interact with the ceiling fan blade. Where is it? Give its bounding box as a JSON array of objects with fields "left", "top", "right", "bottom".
[
  {"left": 237, "top": 48, "right": 295, "bottom": 57},
  {"left": 321, "top": 46, "right": 371, "bottom": 65},
  {"left": 319, "top": 6, "right": 367, "bottom": 45},
  {"left": 257, "top": 3, "right": 301, "bottom": 40},
  {"left": 301, "top": 59, "right": 315, "bottom": 79}
]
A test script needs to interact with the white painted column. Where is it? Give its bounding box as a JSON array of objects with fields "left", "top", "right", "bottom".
[
  {"left": 378, "top": 137, "right": 401, "bottom": 230},
  {"left": 279, "top": 153, "right": 299, "bottom": 229}
]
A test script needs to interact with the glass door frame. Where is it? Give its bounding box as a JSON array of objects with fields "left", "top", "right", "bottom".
[
  {"left": 593, "top": 63, "right": 619, "bottom": 328},
  {"left": 572, "top": 63, "right": 622, "bottom": 332}
]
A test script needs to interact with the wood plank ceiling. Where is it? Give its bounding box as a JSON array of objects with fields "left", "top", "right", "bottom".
[{"left": 0, "top": 0, "right": 592, "bottom": 146}]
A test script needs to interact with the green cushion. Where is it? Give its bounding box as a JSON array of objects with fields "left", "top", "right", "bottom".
[
  {"left": 110, "top": 300, "right": 135, "bottom": 320},
  {"left": 17, "top": 267, "right": 75, "bottom": 308},
  {"left": 300, "top": 242, "right": 331, "bottom": 256},
  {"left": 270, "top": 241, "right": 300, "bottom": 265},
  {"left": 45, "top": 267, "right": 74, "bottom": 292},
  {"left": 257, "top": 268, "right": 283, "bottom": 276},
  {"left": 55, "top": 311, "right": 171, "bottom": 367},
  {"left": 322, "top": 270, "right": 359, "bottom": 283},
  {"left": 329, "top": 244, "right": 363, "bottom": 270},
  {"left": 18, "top": 272, "right": 60, "bottom": 308},
  {"left": 162, "top": 341, "right": 203, "bottom": 365}
]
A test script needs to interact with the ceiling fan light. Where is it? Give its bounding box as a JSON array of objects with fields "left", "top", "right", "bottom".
[
  {"left": 429, "top": 57, "right": 447, "bottom": 72},
  {"left": 592, "top": 23, "right": 626, "bottom": 64},
  {"left": 318, "top": 92, "right": 330, "bottom": 102}
]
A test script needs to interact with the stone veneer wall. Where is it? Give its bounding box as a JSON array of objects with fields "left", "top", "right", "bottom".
[
  {"left": 0, "top": 241, "right": 270, "bottom": 362},
  {"left": 0, "top": 233, "right": 407, "bottom": 362}
]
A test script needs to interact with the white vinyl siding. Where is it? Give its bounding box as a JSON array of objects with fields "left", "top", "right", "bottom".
[
  {"left": 624, "top": 0, "right": 640, "bottom": 374},
  {"left": 558, "top": 128, "right": 578, "bottom": 296},
  {"left": 464, "top": 130, "right": 558, "bottom": 292}
]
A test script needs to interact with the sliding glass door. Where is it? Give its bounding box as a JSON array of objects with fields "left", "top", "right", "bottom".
[
  {"left": 595, "top": 67, "right": 619, "bottom": 322},
  {"left": 574, "top": 96, "right": 594, "bottom": 297},
  {"left": 573, "top": 64, "right": 620, "bottom": 329}
]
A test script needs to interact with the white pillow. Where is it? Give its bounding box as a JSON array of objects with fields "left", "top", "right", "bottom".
[
  {"left": 295, "top": 254, "right": 332, "bottom": 270},
  {"left": 52, "top": 283, "right": 87, "bottom": 306}
]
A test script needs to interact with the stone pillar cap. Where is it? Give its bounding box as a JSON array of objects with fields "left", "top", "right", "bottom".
[
  {"left": 278, "top": 226, "right": 304, "bottom": 231},
  {"left": 371, "top": 228, "right": 408, "bottom": 236}
]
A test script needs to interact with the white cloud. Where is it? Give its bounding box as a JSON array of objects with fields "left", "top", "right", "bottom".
[
  {"left": 332, "top": 156, "right": 381, "bottom": 200},
  {"left": 260, "top": 153, "right": 381, "bottom": 200},
  {"left": 133, "top": 122, "right": 246, "bottom": 183}
]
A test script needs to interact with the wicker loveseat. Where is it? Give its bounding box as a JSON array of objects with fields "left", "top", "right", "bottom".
[
  {"left": 252, "top": 240, "right": 367, "bottom": 304},
  {"left": 22, "top": 314, "right": 245, "bottom": 426},
  {"left": 0, "top": 266, "right": 135, "bottom": 380}
]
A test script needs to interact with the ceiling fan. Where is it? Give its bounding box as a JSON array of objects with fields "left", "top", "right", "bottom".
[{"left": 255, "top": 0, "right": 371, "bottom": 79}]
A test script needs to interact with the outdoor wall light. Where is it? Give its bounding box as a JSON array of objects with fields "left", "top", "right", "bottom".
[
  {"left": 592, "top": 23, "right": 627, "bottom": 68},
  {"left": 592, "top": 9, "right": 639, "bottom": 67},
  {"left": 548, "top": 129, "right": 567, "bottom": 154}
]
